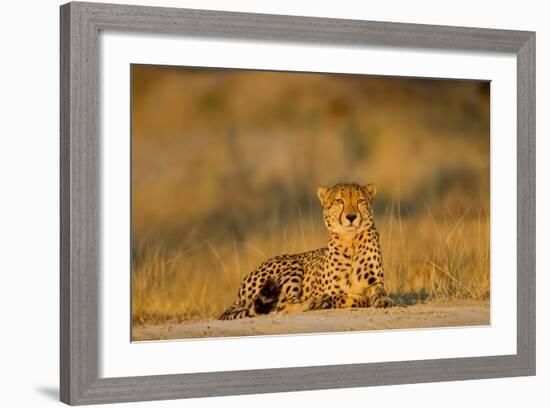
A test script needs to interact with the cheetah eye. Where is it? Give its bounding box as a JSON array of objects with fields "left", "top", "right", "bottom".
[
  {"left": 336, "top": 199, "right": 344, "bottom": 204},
  {"left": 357, "top": 199, "right": 366, "bottom": 205}
]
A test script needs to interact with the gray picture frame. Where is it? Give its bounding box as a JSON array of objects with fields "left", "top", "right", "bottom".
[{"left": 60, "top": 1, "right": 536, "bottom": 405}]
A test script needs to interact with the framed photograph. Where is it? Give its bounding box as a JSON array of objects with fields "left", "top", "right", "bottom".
[{"left": 60, "top": 1, "right": 535, "bottom": 405}]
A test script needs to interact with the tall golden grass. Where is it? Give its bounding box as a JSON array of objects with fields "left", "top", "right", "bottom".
[{"left": 132, "top": 196, "right": 489, "bottom": 325}]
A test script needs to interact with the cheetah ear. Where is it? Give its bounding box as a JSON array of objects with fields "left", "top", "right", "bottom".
[
  {"left": 364, "top": 183, "right": 377, "bottom": 200},
  {"left": 317, "top": 187, "right": 329, "bottom": 205}
]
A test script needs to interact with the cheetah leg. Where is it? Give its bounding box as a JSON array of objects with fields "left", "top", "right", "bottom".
[
  {"left": 308, "top": 293, "right": 368, "bottom": 310},
  {"left": 276, "top": 292, "right": 309, "bottom": 314},
  {"left": 274, "top": 277, "right": 309, "bottom": 314},
  {"left": 366, "top": 284, "right": 393, "bottom": 308},
  {"left": 277, "top": 281, "right": 309, "bottom": 313}
]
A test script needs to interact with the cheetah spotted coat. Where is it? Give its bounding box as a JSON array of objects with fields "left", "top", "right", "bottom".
[{"left": 219, "top": 183, "right": 392, "bottom": 320}]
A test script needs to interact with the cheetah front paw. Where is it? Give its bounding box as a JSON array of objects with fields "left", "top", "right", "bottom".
[{"left": 308, "top": 295, "right": 333, "bottom": 310}]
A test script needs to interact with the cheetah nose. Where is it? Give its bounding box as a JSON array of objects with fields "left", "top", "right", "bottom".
[{"left": 346, "top": 214, "right": 357, "bottom": 223}]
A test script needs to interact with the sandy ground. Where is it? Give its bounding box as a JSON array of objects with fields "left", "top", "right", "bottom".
[{"left": 132, "top": 300, "right": 490, "bottom": 341}]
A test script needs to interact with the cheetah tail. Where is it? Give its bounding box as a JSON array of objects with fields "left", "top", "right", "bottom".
[
  {"left": 218, "top": 304, "right": 253, "bottom": 320},
  {"left": 218, "top": 278, "right": 281, "bottom": 320}
]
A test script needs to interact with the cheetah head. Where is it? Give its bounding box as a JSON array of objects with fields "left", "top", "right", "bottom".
[{"left": 317, "top": 183, "right": 376, "bottom": 236}]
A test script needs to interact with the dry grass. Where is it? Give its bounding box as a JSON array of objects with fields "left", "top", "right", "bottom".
[{"left": 132, "top": 198, "right": 489, "bottom": 325}]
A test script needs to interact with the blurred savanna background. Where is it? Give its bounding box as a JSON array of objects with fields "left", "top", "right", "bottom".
[{"left": 131, "top": 65, "right": 490, "bottom": 333}]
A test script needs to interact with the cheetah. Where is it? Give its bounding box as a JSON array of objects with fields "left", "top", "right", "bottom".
[{"left": 219, "top": 183, "right": 392, "bottom": 320}]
